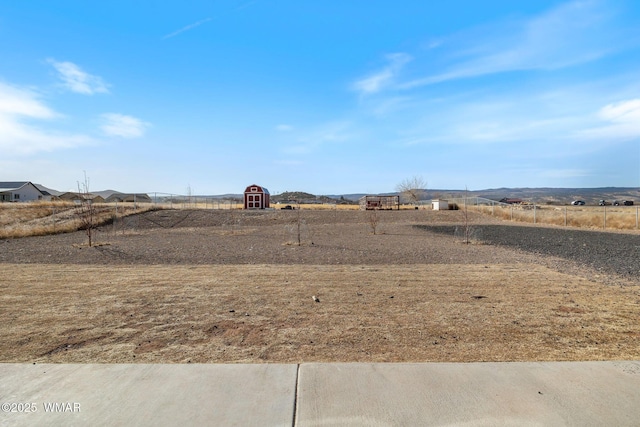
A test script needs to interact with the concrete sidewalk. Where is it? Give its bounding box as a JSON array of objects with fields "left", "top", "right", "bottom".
[{"left": 1, "top": 361, "right": 639, "bottom": 426}]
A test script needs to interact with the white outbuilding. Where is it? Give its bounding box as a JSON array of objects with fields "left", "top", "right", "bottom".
[{"left": 431, "top": 199, "right": 449, "bottom": 211}]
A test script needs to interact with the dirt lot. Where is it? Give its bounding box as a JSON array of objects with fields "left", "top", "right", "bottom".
[{"left": 1, "top": 209, "right": 639, "bottom": 363}]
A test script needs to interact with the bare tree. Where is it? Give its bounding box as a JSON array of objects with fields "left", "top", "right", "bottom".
[
  {"left": 462, "top": 186, "right": 470, "bottom": 244},
  {"left": 284, "top": 201, "right": 313, "bottom": 246},
  {"left": 295, "top": 201, "right": 302, "bottom": 245},
  {"left": 368, "top": 209, "right": 380, "bottom": 235},
  {"left": 76, "top": 172, "right": 97, "bottom": 247},
  {"left": 396, "top": 176, "right": 427, "bottom": 206},
  {"left": 455, "top": 186, "right": 474, "bottom": 244}
]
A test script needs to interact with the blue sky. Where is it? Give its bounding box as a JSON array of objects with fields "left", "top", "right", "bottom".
[{"left": 1, "top": 0, "right": 640, "bottom": 195}]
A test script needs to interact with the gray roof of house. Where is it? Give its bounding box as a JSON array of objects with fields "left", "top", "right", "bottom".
[
  {"left": 0, "top": 181, "right": 28, "bottom": 187},
  {"left": 0, "top": 181, "right": 38, "bottom": 192}
]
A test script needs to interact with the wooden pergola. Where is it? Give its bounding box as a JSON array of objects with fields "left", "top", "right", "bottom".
[{"left": 359, "top": 195, "right": 400, "bottom": 210}]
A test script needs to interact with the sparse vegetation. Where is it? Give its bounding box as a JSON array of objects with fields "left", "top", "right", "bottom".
[
  {"left": 472, "top": 204, "right": 640, "bottom": 230},
  {"left": 294, "top": 202, "right": 302, "bottom": 245},
  {"left": 75, "top": 174, "right": 98, "bottom": 246},
  {"left": 2, "top": 263, "right": 639, "bottom": 363},
  {"left": 460, "top": 187, "right": 471, "bottom": 244},
  {"left": 367, "top": 209, "right": 380, "bottom": 235},
  {"left": 0, "top": 201, "right": 156, "bottom": 239},
  {"left": 0, "top": 201, "right": 77, "bottom": 238},
  {"left": 1, "top": 208, "right": 639, "bottom": 364},
  {"left": 284, "top": 202, "right": 314, "bottom": 245}
]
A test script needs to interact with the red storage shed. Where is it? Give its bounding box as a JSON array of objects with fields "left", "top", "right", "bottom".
[{"left": 243, "top": 184, "right": 270, "bottom": 209}]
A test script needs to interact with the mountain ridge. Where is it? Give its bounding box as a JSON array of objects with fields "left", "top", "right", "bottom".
[{"left": 32, "top": 184, "right": 639, "bottom": 205}]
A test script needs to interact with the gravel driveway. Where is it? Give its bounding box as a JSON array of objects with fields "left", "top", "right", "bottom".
[{"left": 419, "top": 224, "right": 640, "bottom": 280}]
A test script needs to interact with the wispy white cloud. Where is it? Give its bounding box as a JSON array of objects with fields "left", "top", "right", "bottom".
[
  {"left": 284, "top": 121, "right": 358, "bottom": 154},
  {"left": 599, "top": 99, "right": 640, "bottom": 123},
  {"left": 345, "top": 1, "right": 640, "bottom": 166},
  {"left": 399, "top": 1, "right": 622, "bottom": 89},
  {"left": 48, "top": 59, "right": 109, "bottom": 95},
  {"left": 367, "top": 96, "right": 415, "bottom": 118},
  {"left": 578, "top": 99, "right": 640, "bottom": 140},
  {"left": 163, "top": 1, "right": 260, "bottom": 40},
  {"left": 0, "top": 82, "right": 93, "bottom": 155},
  {"left": 100, "top": 113, "right": 150, "bottom": 138},
  {"left": 383, "top": 80, "right": 632, "bottom": 156},
  {"left": 235, "top": 1, "right": 258, "bottom": 11},
  {"left": 424, "top": 39, "right": 443, "bottom": 50},
  {"left": 352, "top": 53, "right": 412, "bottom": 95},
  {"left": 0, "top": 83, "right": 56, "bottom": 119},
  {"left": 163, "top": 17, "right": 212, "bottom": 40},
  {"left": 275, "top": 124, "right": 293, "bottom": 131}
]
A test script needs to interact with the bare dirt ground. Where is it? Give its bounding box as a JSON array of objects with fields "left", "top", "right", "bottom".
[{"left": 1, "top": 209, "right": 639, "bottom": 363}]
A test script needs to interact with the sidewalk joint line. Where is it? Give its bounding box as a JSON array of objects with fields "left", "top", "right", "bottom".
[{"left": 292, "top": 363, "right": 300, "bottom": 427}]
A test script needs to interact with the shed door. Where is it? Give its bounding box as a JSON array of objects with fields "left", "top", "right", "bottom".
[{"left": 248, "top": 194, "right": 262, "bottom": 209}]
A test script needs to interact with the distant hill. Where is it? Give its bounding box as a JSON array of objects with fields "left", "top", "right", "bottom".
[
  {"left": 138, "top": 187, "right": 640, "bottom": 205},
  {"left": 270, "top": 191, "right": 352, "bottom": 204},
  {"left": 271, "top": 191, "right": 316, "bottom": 202},
  {"left": 33, "top": 184, "right": 638, "bottom": 206},
  {"left": 329, "top": 188, "right": 639, "bottom": 205},
  {"left": 444, "top": 187, "right": 639, "bottom": 205}
]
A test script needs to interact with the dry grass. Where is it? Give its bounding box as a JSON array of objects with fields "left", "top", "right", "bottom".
[
  {"left": 473, "top": 205, "right": 640, "bottom": 231},
  {"left": 0, "top": 201, "right": 77, "bottom": 238},
  {"left": 0, "top": 201, "right": 75, "bottom": 226},
  {"left": 2, "top": 263, "right": 639, "bottom": 363},
  {"left": 0, "top": 202, "right": 157, "bottom": 239}
]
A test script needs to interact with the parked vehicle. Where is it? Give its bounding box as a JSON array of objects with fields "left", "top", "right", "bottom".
[
  {"left": 571, "top": 200, "right": 585, "bottom": 206},
  {"left": 623, "top": 200, "right": 634, "bottom": 206},
  {"left": 599, "top": 200, "right": 606, "bottom": 206}
]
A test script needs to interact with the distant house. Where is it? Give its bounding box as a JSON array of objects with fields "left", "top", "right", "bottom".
[
  {"left": 105, "top": 193, "right": 152, "bottom": 203},
  {"left": 59, "top": 192, "right": 105, "bottom": 204},
  {"left": 38, "top": 190, "right": 54, "bottom": 201},
  {"left": 244, "top": 184, "right": 270, "bottom": 209},
  {"left": 0, "top": 182, "right": 45, "bottom": 202},
  {"left": 359, "top": 195, "right": 400, "bottom": 210}
]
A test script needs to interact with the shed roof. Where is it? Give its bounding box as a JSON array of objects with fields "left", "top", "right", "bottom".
[{"left": 244, "top": 184, "right": 270, "bottom": 194}]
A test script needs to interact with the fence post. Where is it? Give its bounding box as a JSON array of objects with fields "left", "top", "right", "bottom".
[
  {"left": 511, "top": 205, "right": 513, "bottom": 221},
  {"left": 637, "top": 207, "right": 639, "bottom": 230},
  {"left": 564, "top": 207, "right": 567, "bottom": 227},
  {"left": 603, "top": 206, "right": 606, "bottom": 229},
  {"left": 533, "top": 205, "right": 536, "bottom": 224}
]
